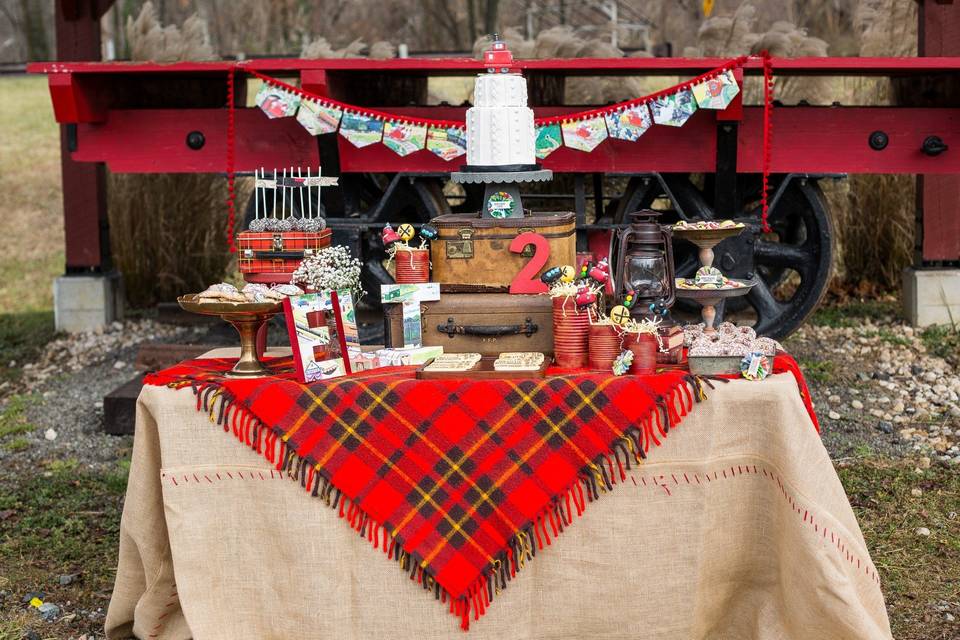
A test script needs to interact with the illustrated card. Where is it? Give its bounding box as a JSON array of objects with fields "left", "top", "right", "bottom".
[
  {"left": 255, "top": 84, "right": 300, "bottom": 119},
  {"left": 561, "top": 116, "right": 608, "bottom": 152},
  {"left": 383, "top": 122, "right": 427, "bottom": 156},
  {"left": 296, "top": 98, "right": 343, "bottom": 135},
  {"left": 426, "top": 126, "right": 467, "bottom": 161},
  {"left": 535, "top": 124, "right": 563, "bottom": 159},
  {"left": 650, "top": 89, "right": 698, "bottom": 127},
  {"left": 284, "top": 290, "right": 360, "bottom": 382},
  {"left": 604, "top": 104, "right": 652, "bottom": 141},
  {"left": 339, "top": 113, "right": 384, "bottom": 148},
  {"left": 692, "top": 70, "right": 740, "bottom": 110}
]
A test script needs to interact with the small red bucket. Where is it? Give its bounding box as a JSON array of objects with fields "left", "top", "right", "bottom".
[
  {"left": 395, "top": 249, "right": 430, "bottom": 283},
  {"left": 628, "top": 334, "right": 658, "bottom": 375}
]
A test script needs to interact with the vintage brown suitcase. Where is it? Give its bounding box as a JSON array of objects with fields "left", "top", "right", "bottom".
[
  {"left": 384, "top": 293, "right": 554, "bottom": 356},
  {"left": 429, "top": 212, "right": 576, "bottom": 291}
]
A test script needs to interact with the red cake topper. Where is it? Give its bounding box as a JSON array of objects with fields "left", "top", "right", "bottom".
[{"left": 483, "top": 34, "right": 514, "bottom": 73}]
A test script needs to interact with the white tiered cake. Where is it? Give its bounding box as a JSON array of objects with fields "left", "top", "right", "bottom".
[{"left": 465, "top": 64, "right": 536, "bottom": 167}]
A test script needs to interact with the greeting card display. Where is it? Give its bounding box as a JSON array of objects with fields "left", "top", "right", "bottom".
[{"left": 283, "top": 290, "right": 359, "bottom": 382}]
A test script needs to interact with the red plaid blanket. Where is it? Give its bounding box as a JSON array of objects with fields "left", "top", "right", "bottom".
[{"left": 145, "top": 356, "right": 812, "bottom": 629}]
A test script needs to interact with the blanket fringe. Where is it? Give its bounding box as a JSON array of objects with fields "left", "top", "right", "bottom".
[{"left": 188, "top": 374, "right": 709, "bottom": 631}]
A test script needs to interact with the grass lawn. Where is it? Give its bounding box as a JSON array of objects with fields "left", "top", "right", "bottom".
[{"left": 0, "top": 76, "right": 60, "bottom": 388}]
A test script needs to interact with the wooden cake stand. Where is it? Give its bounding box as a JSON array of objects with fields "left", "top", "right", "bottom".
[{"left": 177, "top": 295, "right": 283, "bottom": 378}]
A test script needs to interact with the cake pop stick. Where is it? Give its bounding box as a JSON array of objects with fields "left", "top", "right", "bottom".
[
  {"left": 272, "top": 168, "right": 277, "bottom": 219},
  {"left": 298, "top": 167, "right": 305, "bottom": 219},
  {"left": 254, "top": 168, "right": 259, "bottom": 220},
  {"left": 260, "top": 168, "right": 267, "bottom": 218},
  {"left": 306, "top": 167, "right": 312, "bottom": 219},
  {"left": 281, "top": 168, "right": 286, "bottom": 218}
]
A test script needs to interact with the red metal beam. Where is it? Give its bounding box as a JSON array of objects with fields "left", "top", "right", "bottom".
[
  {"left": 70, "top": 106, "right": 960, "bottom": 176},
  {"left": 919, "top": 0, "right": 960, "bottom": 262},
  {"left": 27, "top": 56, "right": 960, "bottom": 77}
]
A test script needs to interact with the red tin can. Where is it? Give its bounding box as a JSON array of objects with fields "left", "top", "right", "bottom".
[
  {"left": 628, "top": 333, "right": 658, "bottom": 375},
  {"left": 552, "top": 297, "right": 590, "bottom": 368},
  {"left": 395, "top": 249, "right": 430, "bottom": 284},
  {"left": 588, "top": 324, "right": 622, "bottom": 371}
]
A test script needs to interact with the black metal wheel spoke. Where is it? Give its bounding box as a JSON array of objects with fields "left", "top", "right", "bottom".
[
  {"left": 748, "top": 279, "right": 786, "bottom": 327},
  {"left": 754, "top": 239, "right": 815, "bottom": 270}
]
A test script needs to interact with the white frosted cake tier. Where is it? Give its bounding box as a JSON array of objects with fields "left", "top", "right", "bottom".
[
  {"left": 466, "top": 106, "right": 536, "bottom": 166},
  {"left": 473, "top": 73, "right": 529, "bottom": 108}
]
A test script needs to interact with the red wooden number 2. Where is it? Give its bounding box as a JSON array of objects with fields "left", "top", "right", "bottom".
[{"left": 509, "top": 232, "right": 551, "bottom": 294}]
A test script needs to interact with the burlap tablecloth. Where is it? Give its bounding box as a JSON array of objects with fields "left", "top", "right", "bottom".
[{"left": 105, "top": 349, "right": 891, "bottom": 640}]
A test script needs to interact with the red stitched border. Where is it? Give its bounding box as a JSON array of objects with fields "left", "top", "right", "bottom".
[{"left": 629, "top": 463, "right": 881, "bottom": 586}]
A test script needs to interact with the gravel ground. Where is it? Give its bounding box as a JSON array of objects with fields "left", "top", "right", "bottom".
[{"left": 785, "top": 317, "right": 960, "bottom": 464}]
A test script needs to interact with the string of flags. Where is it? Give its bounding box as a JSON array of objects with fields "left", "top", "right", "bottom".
[{"left": 245, "top": 56, "right": 753, "bottom": 161}]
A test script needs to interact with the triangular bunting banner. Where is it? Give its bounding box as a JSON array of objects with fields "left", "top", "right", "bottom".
[
  {"left": 650, "top": 89, "right": 698, "bottom": 127},
  {"left": 383, "top": 121, "right": 427, "bottom": 156},
  {"left": 426, "top": 126, "right": 467, "bottom": 161},
  {"left": 297, "top": 98, "right": 343, "bottom": 135},
  {"left": 561, "top": 117, "right": 608, "bottom": 152},
  {"left": 604, "top": 104, "right": 652, "bottom": 141},
  {"left": 339, "top": 113, "right": 384, "bottom": 148},
  {"left": 255, "top": 83, "right": 300, "bottom": 119},
  {"left": 692, "top": 69, "right": 740, "bottom": 110},
  {"left": 535, "top": 124, "right": 563, "bottom": 159}
]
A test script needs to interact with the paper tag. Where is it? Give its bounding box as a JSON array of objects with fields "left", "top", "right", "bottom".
[{"left": 748, "top": 353, "right": 762, "bottom": 377}]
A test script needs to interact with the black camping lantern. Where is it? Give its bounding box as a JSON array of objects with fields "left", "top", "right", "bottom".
[{"left": 612, "top": 210, "right": 676, "bottom": 323}]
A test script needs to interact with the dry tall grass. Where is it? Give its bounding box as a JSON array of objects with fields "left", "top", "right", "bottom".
[
  {"left": 828, "top": 0, "right": 917, "bottom": 290},
  {"left": 107, "top": 2, "right": 236, "bottom": 308}
]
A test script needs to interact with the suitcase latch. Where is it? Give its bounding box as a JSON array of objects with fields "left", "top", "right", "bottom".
[
  {"left": 517, "top": 227, "right": 535, "bottom": 257},
  {"left": 272, "top": 234, "right": 284, "bottom": 252},
  {"left": 446, "top": 228, "right": 474, "bottom": 259}
]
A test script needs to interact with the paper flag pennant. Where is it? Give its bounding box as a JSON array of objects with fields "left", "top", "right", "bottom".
[
  {"left": 561, "top": 117, "right": 608, "bottom": 152},
  {"left": 383, "top": 121, "right": 427, "bottom": 156},
  {"left": 297, "top": 99, "right": 343, "bottom": 135},
  {"left": 255, "top": 84, "right": 300, "bottom": 119},
  {"left": 426, "top": 126, "right": 467, "bottom": 161},
  {"left": 535, "top": 124, "right": 562, "bottom": 159},
  {"left": 604, "top": 104, "right": 652, "bottom": 141},
  {"left": 339, "top": 113, "right": 384, "bottom": 148},
  {"left": 692, "top": 70, "right": 740, "bottom": 110},
  {"left": 650, "top": 89, "right": 698, "bottom": 127}
]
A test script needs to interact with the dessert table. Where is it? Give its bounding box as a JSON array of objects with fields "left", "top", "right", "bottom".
[{"left": 105, "top": 348, "right": 891, "bottom": 640}]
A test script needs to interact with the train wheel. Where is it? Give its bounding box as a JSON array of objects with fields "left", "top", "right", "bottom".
[{"left": 613, "top": 174, "right": 834, "bottom": 339}]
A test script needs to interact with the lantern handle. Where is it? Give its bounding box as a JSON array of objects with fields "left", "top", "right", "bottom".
[{"left": 662, "top": 224, "right": 676, "bottom": 309}]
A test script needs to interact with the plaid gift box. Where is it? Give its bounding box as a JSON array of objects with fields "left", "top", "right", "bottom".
[{"left": 238, "top": 230, "right": 332, "bottom": 283}]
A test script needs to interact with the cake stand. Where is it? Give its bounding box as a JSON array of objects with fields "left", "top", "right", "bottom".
[
  {"left": 671, "top": 225, "right": 746, "bottom": 271},
  {"left": 675, "top": 280, "right": 756, "bottom": 335},
  {"left": 672, "top": 223, "right": 753, "bottom": 334},
  {"left": 451, "top": 164, "right": 553, "bottom": 219},
  {"left": 177, "top": 295, "right": 283, "bottom": 377}
]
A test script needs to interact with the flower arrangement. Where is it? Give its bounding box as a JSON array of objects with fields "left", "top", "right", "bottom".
[{"left": 291, "top": 245, "right": 364, "bottom": 299}]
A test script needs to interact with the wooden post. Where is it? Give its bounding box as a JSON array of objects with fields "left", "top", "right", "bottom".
[
  {"left": 918, "top": 0, "right": 960, "bottom": 264},
  {"left": 56, "top": 0, "right": 114, "bottom": 272}
]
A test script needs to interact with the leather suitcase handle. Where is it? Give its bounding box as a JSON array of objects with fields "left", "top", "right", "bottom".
[{"left": 437, "top": 317, "right": 538, "bottom": 338}]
